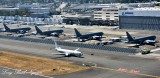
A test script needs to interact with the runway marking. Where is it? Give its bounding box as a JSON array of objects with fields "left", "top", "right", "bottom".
[
  {"left": 116, "top": 68, "right": 140, "bottom": 74},
  {"left": 0, "top": 66, "right": 54, "bottom": 78},
  {"left": 93, "top": 66, "right": 160, "bottom": 78}
]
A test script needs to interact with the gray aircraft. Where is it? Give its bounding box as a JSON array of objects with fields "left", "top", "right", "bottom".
[
  {"left": 3, "top": 23, "right": 31, "bottom": 34},
  {"left": 35, "top": 26, "right": 63, "bottom": 37},
  {"left": 74, "top": 28, "right": 104, "bottom": 41},
  {"left": 126, "top": 32, "right": 156, "bottom": 45}
]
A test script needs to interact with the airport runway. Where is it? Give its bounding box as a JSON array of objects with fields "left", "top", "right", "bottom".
[{"left": 0, "top": 38, "right": 159, "bottom": 78}]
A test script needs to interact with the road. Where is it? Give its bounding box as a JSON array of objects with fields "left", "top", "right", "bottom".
[{"left": 0, "top": 38, "right": 159, "bottom": 78}]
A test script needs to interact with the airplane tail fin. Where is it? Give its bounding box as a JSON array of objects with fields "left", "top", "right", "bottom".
[
  {"left": 3, "top": 23, "right": 10, "bottom": 31},
  {"left": 126, "top": 32, "right": 134, "bottom": 42},
  {"left": 54, "top": 40, "right": 60, "bottom": 49},
  {"left": 74, "top": 28, "right": 82, "bottom": 37},
  {"left": 42, "top": 18, "right": 45, "bottom": 21},
  {"left": 35, "top": 26, "right": 42, "bottom": 33}
]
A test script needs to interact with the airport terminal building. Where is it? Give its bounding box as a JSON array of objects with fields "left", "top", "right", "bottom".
[{"left": 119, "top": 8, "right": 160, "bottom": 30}]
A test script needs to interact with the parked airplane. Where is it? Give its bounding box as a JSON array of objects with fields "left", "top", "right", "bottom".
[
  {"left": 35, "top": 26, "right": 63, "bottom": 37},
  {"left": 3, "top": 23, "right": 31, "bottom": 33},
  {"left": 74, "top": 28, "right": 104, "bottom": 41},
  {"left": 126, "top": 32, "right": 156, "bottom": 45},
  {"left": 52, "top": 41, "right": 83, "bottom": 57}
]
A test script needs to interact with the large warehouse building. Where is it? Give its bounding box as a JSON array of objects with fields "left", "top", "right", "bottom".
[{"left": 119, "top": 8, "right": 160, "bottom": 30}]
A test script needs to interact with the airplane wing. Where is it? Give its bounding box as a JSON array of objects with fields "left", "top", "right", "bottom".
[
  {"left": 145, "top": 40, "right": 156, "bottom": 43},
  {"left": 75, "top": 48, "right": 79, "bottom": 51},
  {"left": 31, "top": 31, "right": 37, "bottom": 35},
  {"left": 51, "top": 32, "right": 59, "bottom": 36}
]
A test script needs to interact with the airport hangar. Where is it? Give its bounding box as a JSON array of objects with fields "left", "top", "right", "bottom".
[{"left": 119, "top": 8, "right": 160, "bottom": 30}]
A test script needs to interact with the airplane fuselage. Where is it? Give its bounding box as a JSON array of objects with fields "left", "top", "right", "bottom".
[
  {"left": 130, "top": 35, "right": 156, "bottom": 44},
  {"left": 78, "top": 32, "right": 104, "bottom": 39},
  {"left": 56, "top": 48, "right": 83, "bottom": 57},
  {"left": 38, "top": 30, "right": 63, "bottom": 36},
  {"left": 7, "top": 27, "right": 31, "bottom": 33}
]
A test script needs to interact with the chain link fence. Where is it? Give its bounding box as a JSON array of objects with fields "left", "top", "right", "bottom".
[{"left": 0, "top": 35, "right": 138, "bottom": 53}]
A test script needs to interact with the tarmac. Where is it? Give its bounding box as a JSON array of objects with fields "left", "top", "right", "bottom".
[{"left": 0, "top": 38, "right": 159, "bottom": 78}]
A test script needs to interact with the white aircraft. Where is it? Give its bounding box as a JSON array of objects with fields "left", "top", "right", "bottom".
[{"left": 52, "top": 41, "right": 83, "bottom": 57}]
